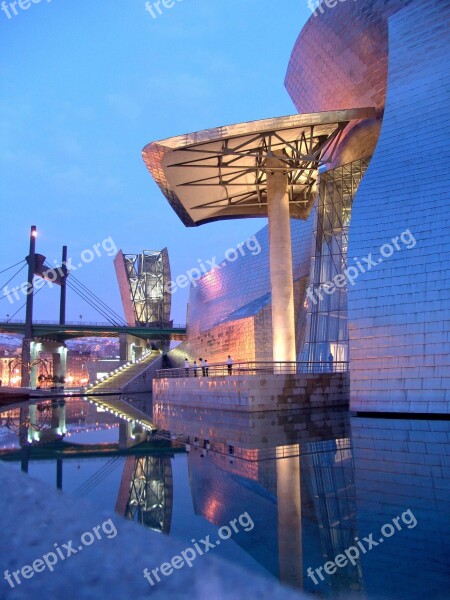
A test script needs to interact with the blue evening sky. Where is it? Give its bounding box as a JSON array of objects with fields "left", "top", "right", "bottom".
[{"left": 1, "top": 0, "right": 311, "bottom": 324}]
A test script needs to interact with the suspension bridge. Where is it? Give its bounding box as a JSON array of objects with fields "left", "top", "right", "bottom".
[
  {"left": 0, "top": 260, "right": 185, "bottom": 340},
  {"left": 0, "top": 227, "right": 185, "bottom": 389}
]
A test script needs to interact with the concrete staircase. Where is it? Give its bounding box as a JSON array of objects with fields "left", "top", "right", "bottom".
[{"left": 87, "top": 351, "right": 161, "bottom": 394}]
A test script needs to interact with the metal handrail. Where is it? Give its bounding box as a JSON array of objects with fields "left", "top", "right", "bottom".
[
  {"left": 156, "top": 361, "right": 349, "bottom": 379},
  {"left": 0, "top": 319, "right": 186, "bottom": 329}
]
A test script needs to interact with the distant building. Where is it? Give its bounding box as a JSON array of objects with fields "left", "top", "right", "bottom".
[{"left": 65, "top": 350, "right": 91, "bottom": 387}]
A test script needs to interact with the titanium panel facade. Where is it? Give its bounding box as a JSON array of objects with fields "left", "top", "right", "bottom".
[
  {"left": 171, "top": 218, "right": 314, "bottom": 365},
  {"left": 285, "top": 0, "right": 414, "bottom": 115},
  {"left": 347, "top": 0, "right": 450, "bottom": 412},
  {"left": 285, "top": 0, "right": 449, "bottom": 413}
]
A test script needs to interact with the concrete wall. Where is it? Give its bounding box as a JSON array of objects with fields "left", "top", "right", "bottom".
[
  {"left": 153, "top": 373, "right": 349, "bottom": 412},
  {"left": 347, "top": 0, "right": 450, "bottom": 413},
  {"left": 87, "top": 359, "right": 122, "bottom": 382},
  {"left": 121, "top": 354, "right": 163, "bottom": 394}
]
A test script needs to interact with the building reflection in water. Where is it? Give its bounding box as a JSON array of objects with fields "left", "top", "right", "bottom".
[
  {"left": 155, "top": 404, "right": 364, "bottom": 597},
  {"left": 0, "top": 396, "right": 120, "bottom": 451},
  {"left": 2, "top": 397, "right": 448, "bottom": 599},
  {"left": 350, "top": 417, "right": 450, "bottom": 600},
  {"left": 116, "top": 455, "right": 173, "bottom": 534},
  {"left": 154, "top": 403, "right": 450, "bottom": 599}
]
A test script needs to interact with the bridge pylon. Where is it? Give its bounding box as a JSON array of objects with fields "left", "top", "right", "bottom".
[{"left": 20, "top": 226, "right": 69, "bottom": 388}]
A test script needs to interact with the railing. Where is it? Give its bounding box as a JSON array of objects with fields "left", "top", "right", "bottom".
[
  {"left": 0, "top": 319, "right": 186, "bottom": 329},
  {"left": 156, "top": 361, "right": 349, "bottom": 379}
]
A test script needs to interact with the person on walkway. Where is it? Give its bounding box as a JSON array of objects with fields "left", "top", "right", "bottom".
[
  {"left": 193, "top": 361, "right": 198, "bottom": 377},
  {"left": 184, "top": 357, "right": 190, "bottom": 377},
  {"left": 204, "top": 359, "right": 209, "bottom": 377},
  {"left": 328, "top": 352, "right": 334, "bottom": 373},
  {"left": 227, "top": 355, "right": 233, "bottom": 375},
  {"left": 199, "top": 358, "right": 205, "bottom": 377}
]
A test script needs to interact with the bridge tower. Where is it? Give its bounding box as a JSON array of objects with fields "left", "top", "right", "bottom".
[{"left": 21, "top": 226, "right": 69, "bottom": 388}]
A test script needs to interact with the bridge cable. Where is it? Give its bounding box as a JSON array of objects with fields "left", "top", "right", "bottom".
[
  {"left": 65, "top": 279, "right": 119, "bottom": 326},
  {"left": 0, "top": 259, "right": 26, "bottom": 275},
  {"left": 5, "top": 280, "right": 48, "bottom": 321},
  {"left": 69, "top": 273, "right": 126, "bottom": 323},
  {"left": 0, "top": 263, "right": 28, "bottom": 301},
  {"left": 76, "top": 459, "right": 123, "bottom": 498},
  {"left": 73, "top": 456, "right": 123, "bottom": 498},
  {"left": 72, "top": 456, "right": 118, "bottom": 496},
  {"left": 68, "top": 274, "right": 126, "bottom": 325},
  {"left": 42, "top": 262, "right": 120, "bottom": 325}
]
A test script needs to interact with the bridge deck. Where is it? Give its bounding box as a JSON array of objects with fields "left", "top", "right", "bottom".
[
  {"left": 0, "top": 440, "right": 185, "bottom": 461},
  {"left": 0, "top": 320, "right": 186, "bottom": 340}
]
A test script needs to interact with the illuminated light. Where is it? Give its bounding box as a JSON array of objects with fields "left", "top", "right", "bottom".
[{"left": 32, "top": 230, "right": 38, "bottom": 238}]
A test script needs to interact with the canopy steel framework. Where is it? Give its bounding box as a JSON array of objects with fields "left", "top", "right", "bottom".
[{"left": 142, "top": 109, "right": 376, "bottom": 227}]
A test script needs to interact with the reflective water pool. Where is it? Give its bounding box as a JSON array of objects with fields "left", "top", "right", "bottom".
[{"left": 1, "top": 397, "right": 449, "bottom": 599}]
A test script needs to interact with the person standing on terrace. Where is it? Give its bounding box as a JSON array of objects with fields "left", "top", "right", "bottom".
[{"left": 227, "top": 355, "right": 233, "bottom": 375}]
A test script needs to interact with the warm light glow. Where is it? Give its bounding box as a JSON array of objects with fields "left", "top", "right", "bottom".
[{"left": 203, "top": 497, "right": 221, "bottom": 521}]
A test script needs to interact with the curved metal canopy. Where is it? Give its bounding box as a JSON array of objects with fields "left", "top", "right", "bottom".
[{"left": 142, "top": 108, "right": 375, "bottom": 227}]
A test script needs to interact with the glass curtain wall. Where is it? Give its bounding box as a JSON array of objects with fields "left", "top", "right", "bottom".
[{"left": 302, "top": 158, "right": 370, "bottom": 366}]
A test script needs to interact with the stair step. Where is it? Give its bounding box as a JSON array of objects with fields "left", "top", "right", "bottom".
[{"left": 88, "top": 352, "right": 160, "bottom": 392}]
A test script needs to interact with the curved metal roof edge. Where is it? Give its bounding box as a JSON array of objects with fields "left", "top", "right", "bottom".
[{"left": 142, "top": 107, "right": 376, "bottom": 153}]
